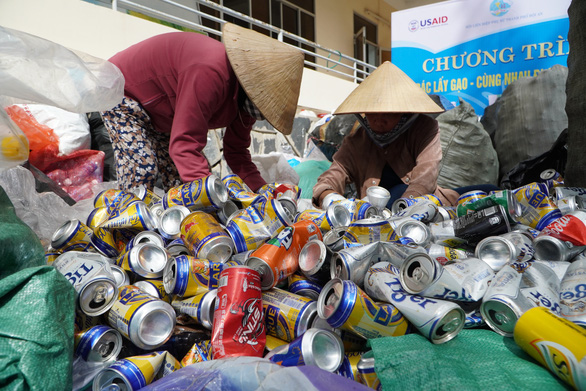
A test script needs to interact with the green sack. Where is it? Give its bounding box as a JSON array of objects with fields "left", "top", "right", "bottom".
[
  {"left": 0, "top": 184, "right": 44, "bottom": 279},
  {"left": 0, "top": 266, "right": 76, "bottom": 390},
  {"left": 370, "top": 329, "right": 569, "bottom": 390},
  {"left": 293, "top": 160, "right": 332, "bottom": 200}
]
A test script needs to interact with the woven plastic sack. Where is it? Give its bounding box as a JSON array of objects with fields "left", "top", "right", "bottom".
[
  {"left": 0, "top": 266, "right": 76, "bottom": 391},
  {"left": 370, "top": 329, "right": 568, "bottom": 390},
  {"left": 436, "top": 98, "right": 499, "bottom": 188}
]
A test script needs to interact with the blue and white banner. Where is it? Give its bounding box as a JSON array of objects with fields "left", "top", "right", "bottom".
[{"left": 391, "top": 0, "right": 571, "bottom": 116}]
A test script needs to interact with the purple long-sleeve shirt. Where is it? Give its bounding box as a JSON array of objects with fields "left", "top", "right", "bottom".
[{"left": 109, "top": 32, "right": 266, "bottom": 191}]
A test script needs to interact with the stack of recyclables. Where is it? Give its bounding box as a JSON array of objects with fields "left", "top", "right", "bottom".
[{"left": 46, "top": 170, "right": 586, "bottom": 391}]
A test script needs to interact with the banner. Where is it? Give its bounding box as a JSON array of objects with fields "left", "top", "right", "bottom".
[{"left": 391, "top": 0, "right": 571, "bottom": 116}]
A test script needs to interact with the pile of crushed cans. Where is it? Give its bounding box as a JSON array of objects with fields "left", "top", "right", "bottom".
[{"left": 47, "top": 168, "right": 586, "bottom": 391}]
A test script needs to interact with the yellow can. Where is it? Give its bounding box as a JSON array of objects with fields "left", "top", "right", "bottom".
[{"left": 513, "top": 306, "right": 586, "bottom": 390}]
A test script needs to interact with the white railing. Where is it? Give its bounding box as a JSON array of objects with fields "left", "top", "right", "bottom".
[{"left": 106, "top": 0, "right": 375, "bottom": 83}]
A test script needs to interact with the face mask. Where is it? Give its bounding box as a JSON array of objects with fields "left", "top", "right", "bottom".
[{"left": 355, "top": 113, "right": 418, "bottom": 148}]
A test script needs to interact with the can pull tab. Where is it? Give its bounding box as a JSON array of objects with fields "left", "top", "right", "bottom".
[
  {"left": 100, "top": 385, "right": 121, "bottom": 391},
  {"left": 492, "top": 309, "right": 513, "bottom": 326},
  {"left": 410, "top": 264, "right": 428, "bottom": 282},
  {"left": 93, "top": 285, "right": 108, "bottom": 304}
]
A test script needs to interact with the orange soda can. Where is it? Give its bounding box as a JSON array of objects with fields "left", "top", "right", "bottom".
[
  {"left": 245, "top": 220, "right": 323, "bottom": 290},
  {"left": 513, "top": 306, "right": 586, "bottom": 390}
]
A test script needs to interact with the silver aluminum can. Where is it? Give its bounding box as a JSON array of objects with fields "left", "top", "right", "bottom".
[
  {"left": 330, "top": 242, "right": 380, "bottom": 287},
  {"left": 556, "top": 196, "right": 580, "bottom": 215},
  {"left": 399, "top": 255, "right": 493, "bottom": 302},
  {"left": 559, "top": 256, "right": 586, "bottom": 326},
  {"left": 108, "top": 285, "right": 176, "bottom": 350},
  {"left": 321, "top": 192, "right": 346, "bottom": 209},
  {"left": 53, "top": 251, "right": 118, "bottom": 316},
  {"left": 158, "top": 205, "right": 191, "bottom": 241},
  {"left": 230, "top": 249, "right": 254, "bottom": 265},
  {"left": 326, "top": 203, "right": 352, "bottom": 229},
  {"left": 391, "top": 197, "right": 416, "bottom": 214},
  {"left": 533, "top": 260, "right": 571, "bottom": 281},
  {"left": 554, "top": 186, "right": 586, "bottom": 201},
  {"left": 365, "top": 186, "right": 390, "bottom": 215},
  {"left": 357, "top": 350, "right": 382, "bottom": 390},
  {"left": 171, "top": 289, "right": 217, "bottom": 330},
  {"left": 435, "top": 206, "right": 458, "bottom": 222},
  {"left": 149, "top": 202, "right": 165, "bottom": 230},
  {"left": 134, "top": 280, "right": 172, "bottom": 303},
  {"left": 427, "top": 243, "right": 473, "bottom": 265},
  {"left": 116, "top": 242, "right": 169, "bottom": 279},
  {"left": 394, "top": 218, "right": 432, "bottom": 247},
  {"left": 298, "top": 239, "right": 333, "bottom": 284},
  {"left": 109, "top": 264, "right": 130, "bottom": 288},
  {"left": 428, "top": 220, "right": 469, "bottom": 248},
  {"left": 51, "top": 219, "right": 93, "bottom": 252},
  {"left": 310, "top": 316, "right": 368, "bottom": 353},
  {"left": 264, "top": 328, "right": 344, "bottom": 373},
  {"left": 378, "top": 240, "right": 427, "bottom": 268},
  {"left": 214, "top": 199, "right": 240, "bottom": 225},
  {"left": 393, "top": 199, "right": 438, "bottom": 223},
  {"left": 165, "top": 238, "right": 191, "bottom": 258},
  {"left": 262, "top": 288, "right": 318, "bottom": 342},
  {"left": 519, "top": 261, "right": 562, "bottom": 316},
  {"left": 125, "top": 230, "right": 165, "bottom": 253},
  {"left": 74, "top": 325, "right": 122, "bottom": 362},
  {"left": 532, "top": 234, "right": 586, "bottom": 262},
  {"left": 365, "top": 262, "right": 465, "bottom": 344},
  {"left": 475, "top": 231, "right": 534, "bottom": 272},
  {"left": 479, "top": 262, "right": 538, "bottom": 337},
  {"left": 278, "top": 198, "right": 298, "bottom": 223},
  {"left": 322, "top": 226, "right": 348, "bottom": 252}
]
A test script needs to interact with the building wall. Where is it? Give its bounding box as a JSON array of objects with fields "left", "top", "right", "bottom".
[{"left": 0, "top": 0, "right": 358, "bottom": 113}]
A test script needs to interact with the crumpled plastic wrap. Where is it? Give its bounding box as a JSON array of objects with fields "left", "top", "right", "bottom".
[
  {"left": 0, "top": 25, "right": 124, "bottom": 114},
  {"left": 141, "top": 356, "right": 370, "bottom": 391}
]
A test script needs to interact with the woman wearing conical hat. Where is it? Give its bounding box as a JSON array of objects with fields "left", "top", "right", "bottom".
[
  {"left": 100, "top": 23, "right": 303, "bottom": 192},
  {"left": 312, "top": 61, "right": 493, "bottom": 208}
]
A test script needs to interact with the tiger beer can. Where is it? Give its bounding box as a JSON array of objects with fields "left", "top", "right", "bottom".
[
  {"left": 331, "top": 242, "right": 380, "bottom": 287},
  {"left": 399, "top": 254, "right": 493, "bottom": 302},
  {"left": 480, "top": 262, "right": 537, "bottom": 337},
  {"left": 534, "top": 260, "right": 571, "bottom": 281},
  {"left": 392, "top": 218, "right": 432, "bottom": 247},
  {"left": 211, "top": 266, "right": 266, "bottom": 359},
  {"left": 288, "top": 272, "right": 323, "bottom": 301},
  {"left": 90, "top": 227, "right": 119, "bottom": 258},
  {"left": 264, "top": 328, "right": 344, "bottom": 373},
  {"left": 172, "top": 289, "right": 218, "bottom": 330},
  {"left": 427, "top": 243, "right": 473, "bottom": 265},
  {"left": 513, "top": 307, "right": 586, "bottom": 390},
  {"left": 393, "top": 199, "right": 438, "bottom": 224},
  {"left": 158, "top": 205, "right": 191, "bottom": 241},
  {"left": 180, "top": 211, "right": 234, "bottom": 263},
  {"left": 262, "top": 287, "right": 319, "bottom": 342},
  {"left": 87, "top": 207, "right": 110, "bottom": 230},
  {"left": 357, "top": 350, "right": 382, "bottom": 390},
  {"left": 134, "top": 280, "right": 172, "bottom": 303},
  {"left": 298, "top": 239, "right": 333, "bottom": 285},
  {"left": 246, "top": 220, "right": 322, "bottom": 290},
  {"left": 92, "top": 351, "right": 167, "bottom": 391},
  {"left": 365, "top": 262, "right": 465, "bottom": 344},
  {"left": 317, "top": 278, "right": 410, "bottom": 339},
  {"left": 74, "top": 325, "right": 122, "bottom": 362},
  {"left": 51, "top": 219, "right": 93, "bottom": 252},
  {"left": 99, "top": 201, "right": 158, "bottom": 232},
  {"left": 378, "top": 240, "right": 428, "bottom": 269},
  {"left": 554, "top": 186, "right": 586, "bottom": 201},
  {"left": 53, "top": 251, "right": 118, "bottom": 316},
  {"left": 559, "top": 256, "right": 586, "bottom": 326},
  {"left": 116, "top": 242, "right": 169, "bottom": 279},
  {"left": 226, "top": 197, "right": 291, "bottom": 253},
  {"left": 475, "top": 231, "right": 535, "bottom": 272},
  {"left": 163, "top": 174, "right": 228, "bottom": 212},
  {"left": 323, "top": 226, "right": 348, "bottom": 252},
  {"left": 533, "top": 235, "right": 586, "bottom": 262},
  {"left": 557, "top": 196, "right": 580, "bottom": 215},
  {"left": 131, "top": 184, "right": 162, "bottom": 207},
  {"left": 162, "top": 254, "right": 224, "bottom": 297},
  {"left": 343, "top": 217, "right": 393, "bottom": 245},
  {"left": 108, "top": 285, "right": 176, "bottom": 350}
]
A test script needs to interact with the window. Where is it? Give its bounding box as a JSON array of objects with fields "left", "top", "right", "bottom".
[{"left": 354, "top": 13, "right": 379, "bottom": 78}]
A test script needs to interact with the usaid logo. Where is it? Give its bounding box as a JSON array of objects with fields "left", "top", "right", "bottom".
[
  {"left": 490, "top": 0, "right": 512, "bottom": 17},
  {"left": 408, "top": 16, "right": 449, "bottom": 32}
]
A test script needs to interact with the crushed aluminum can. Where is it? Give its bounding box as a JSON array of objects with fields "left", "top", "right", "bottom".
[
  {"left": 532, "top": 234, "right": 586, "bottom": 262},
  {"left": 378, "top": 241, "right": 428, "bottom": 269},
  {"left": 513, "top": 307, "right": 586, "bottom": 391},
  {"left": 109, "top": 264, "right": 130, "bottom": 288},
  {"left": 51, "top": 219, "right": 93, "bottom": 252},
  {"left": 165, "top": 238, "right": 191, "bottom": 258},
  {"left": 149, "top": 202, "right": 165, "bottom": 230},
  {"left": 158, "top": 205, "right": 191, "bottom": 241},
  {"left": 554, "top": 186, "right": 586, "bottom": 201},
  {"left": 330, "top": 242, "right": 380, "bottom": 287},
  {"left": 163, "top": 174, "right": 228, "bottom": 212},
  {"left": 321, "top": 192, "right": 347, "bottom": 209},
  {"left": 99, "top": 200, "right": 158, "bottom": 231},
  {"left": 181, "top": 340, "right": 212, "bottom": 366},
  {"left": 514, "top": 184, "right": 562, "bottom": 230},
  {"left": 474, "top": 231, "right": 535, "bottom": 272},
  {"left": 457, "top": 190, "right": 487, "bottom": 206},
  {"left": 317, "top": 278, "right": 410, "bottom": 339},
  {"left": 287, "top": 272, "right": 323, "bottom": 301},
  {"left": 539, "top": 210, "right": 586, "bottom": 246},
  {"left": 262, "top": 287, "right": 318, "bottom": 342},
  {"left": 393, "top": 199, "right": 438, "bottom": 224},
  {"left": 335, "top": 351, "right": 363, "bottom": 382},
  {"left": 92, "top": 351, "right": 168, "bottom": 391},
  {"left": 74, "top": 325, "right": 122, "bottom": 362},
  {"left": 296, "top": 204, "right": 351, "bottom": 232},
  {"left": 559, "top": 256, "right": 586, "bottom": 326},
  {"left": 53, "top": 251, "right": 118, "bottom": 316},
  {"left": 556, "top": 195, "right": 581, "bottom": 215},
  {"left": 343, "top": 217, "right": 393, "bottom": 245},
  {"left": 116, "top": 242, "right": 169, "bottom": 279},
  {"left": 130, "top": 184, "right": 162, "bottom": 207},
  {"left": 124, "top": 230, "right": 165, "bottom": 252},
  {"left": 322, "top": 225, "right": 348, "bottom": 252},
  {"left": 180, "top": 211, "right": 234, "bottom": 263},
  {"left": 245, "top": 220, "right": 322, "bottom": 290},
  {"left": 390, "top": 217, "right": 432, "bottom": 247},
  {"left": 310, "top": 316, "right": 368, "bottom": 353},
  {"left": 392, "top": 194, "right": 443, "bottom": 215},
  {"left": 86, "top": 207, "right": 110, "bottom": 230},
  {"left": 427, "top": 243, "right": 473, "bottom": 266},
  {"left": 90, "top": 227, "right": 119, "bottom": 258},
  {"left": 134, "top": 279, "right": 172, "bottom": 303},
  {"left": 298, "top": 239, "right": 333, "bottom": 285},
  {"left": 365, "top": 186, "right": 390, "bottom": 215},
  {"left": 172, "top": 289, "right": 218, "bottom": 330},
  {"left": 107, "top": 285, "right": 176, "bottom": 350},
  {"left": 212, "top": 199, "right": 240, "bottom": 225},
  {"left": 457, "top": 189, "right": 522, "bottom": 224},
  {"left": 264, "top": 328, "right": 344, "bottom": 373},
  {"left": 211, "top": 266, "right": 265, "bottom": 359},
  {"left": 357, "top": 350, "right": 382, "bottom": 390},
  {"left": 365, "top": 262, "right": 465, "bottom": 344},
  {"left": 399, "top": 255, "right": 493, "bottom": 302},
  {"left": 163, "top": 254, "right": 224, "bottom": 298},
  {"left": 94, "top": 189, "right": 140, "bottom": 213}
]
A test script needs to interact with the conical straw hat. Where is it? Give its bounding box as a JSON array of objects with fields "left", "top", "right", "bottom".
[
  {"left": 223, "top": 23, "right": 304, "bottom": 135},
  {"left": 334, "top": 61, "right": 443, "bottom": 115}
]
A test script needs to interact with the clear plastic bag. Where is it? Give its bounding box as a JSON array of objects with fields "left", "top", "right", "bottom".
[{"left": 0, "top": 109, "right": 29, "bottom": 170}]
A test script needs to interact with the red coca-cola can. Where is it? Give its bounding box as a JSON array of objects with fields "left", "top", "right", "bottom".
[
  {"left": 539, "top": 210, "right": 586, "bottom": 246},
  {"left": 211, "top": 266, "right": 265, "bottom": 359}
]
